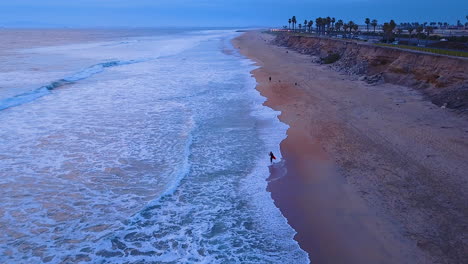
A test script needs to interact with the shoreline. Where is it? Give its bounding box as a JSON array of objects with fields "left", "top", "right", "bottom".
[{"left": 234, "top": 31, "right": 468, "bottom": 263}]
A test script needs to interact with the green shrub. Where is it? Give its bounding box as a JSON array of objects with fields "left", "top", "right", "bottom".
[{"left": 321, "top": 53, "right": 341, "bottom": 64}]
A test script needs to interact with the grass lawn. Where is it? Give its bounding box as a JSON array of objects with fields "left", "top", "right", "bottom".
[{"left": 375, "top": 43, "right": 468, "bottom": 58}]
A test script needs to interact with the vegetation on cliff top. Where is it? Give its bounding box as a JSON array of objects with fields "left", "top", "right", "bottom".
[
  {"left": 279, "top": 15, "right": 468, "bottom": 57},
  {"left": 283, "top": 15, "right": 468, "bottom": 45},
  {"left": 376, "top": 43, "right": 468, "bottom": 57}
]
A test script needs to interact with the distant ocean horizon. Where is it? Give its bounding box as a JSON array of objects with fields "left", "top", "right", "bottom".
[
  {"left": 0, "top": 28, "right": 308, "bottom": 263},
  {"left": 0, "top": 26, "right": 259, "bottom": 31}
]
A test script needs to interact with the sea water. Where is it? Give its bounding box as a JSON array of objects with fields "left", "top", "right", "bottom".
[{"left": 0, "top": 29, "right": 309, "bottom": 263}]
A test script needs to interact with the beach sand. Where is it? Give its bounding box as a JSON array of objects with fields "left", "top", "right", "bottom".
[{"left": 234, "top": 31, "right": 468, "bottom": 264}]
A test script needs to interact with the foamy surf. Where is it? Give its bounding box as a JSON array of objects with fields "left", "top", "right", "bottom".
[
  {"left": 0, "top": 29, "right": 308, "bottom": 263},
  {"left": 0, "top": 59, "right": 150, "bottom": 111}
]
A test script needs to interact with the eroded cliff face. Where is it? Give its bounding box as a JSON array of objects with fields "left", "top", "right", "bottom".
[{"left": 273, "top": 34, "right": 468, "bottom": 111}]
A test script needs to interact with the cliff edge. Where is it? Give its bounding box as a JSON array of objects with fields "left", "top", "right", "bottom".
[{"left": 273, "top": 34, "right": 468, "bottom": 111}]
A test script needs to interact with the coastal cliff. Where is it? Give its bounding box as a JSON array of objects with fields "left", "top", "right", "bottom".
[
  {"left": 237, "top": 31, "right": 468, "bottom": 263},
  {"left": 273, "top": 34, "right": 468, "bottom": 111}
]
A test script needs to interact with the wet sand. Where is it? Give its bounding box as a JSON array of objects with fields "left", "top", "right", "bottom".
[{"left": 234, "top": 31, "right": 468, "bottom": 263}]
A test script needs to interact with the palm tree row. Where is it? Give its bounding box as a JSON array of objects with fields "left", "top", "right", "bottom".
[
  {"left": 287, "top": 15, "right": 360, "bottom": 35},
  {"left": 314, "top": 17, "right": 337, "bottom": 35},
  {"left": 372, "top": 19, "right": 435, "bottom": 44},
  {"left": 287, "top": 15, "right": 381, "bottom": 35},
  {"left": 363, "top": 18, "right": 379, "bottom": 33},
  {"left": 289, "top": 16, "right": 296, "bottom": 30},
  {"left": 287, "top": 16, "right": 468, "bottom": 33},
  {"left": 399, "top": 21, "right": 468, "bottom": 29},
  {"left": 286, "top": 15, "right": 457, "bottom": 45}
]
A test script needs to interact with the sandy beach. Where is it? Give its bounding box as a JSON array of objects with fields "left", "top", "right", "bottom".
[{"left": 234, "top": 31, "right": 468, "bottom": 263}]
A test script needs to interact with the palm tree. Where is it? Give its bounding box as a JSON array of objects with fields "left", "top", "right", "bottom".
[
  {"left": 424, "top": 27, "right": 434, "bottom": 39},
  {"left": 416, "top": 25, "right": 423, "bottom": 45},
  {"left": 408, "top": 27, "right": 414, "bottom": 44},
  {"left": 425, "top": 26, "right": 433, "bottom": 45},
  {"left": 288, "top": 18, "right": 292, "bottom": 29},
  {"left": 304, "top": 20, "right": 308, "bottom": 32},
  {"left": 380, "top": 20, "right": 396, "bottom": 42},
  {"left": 326, "top": 17, "right": 332, "bottom": 32},
  {"left": 299, "top": 24, "right": 302, "bottom": 31},
  {"left": 331, "top": 18, "right": 336, "bottom": 30},
  {"left": 292, "top": 16, "right": 297, "bottom": 31},
  {"left": 365, "top": 18, "right": 370, "bottom": 32},
  {"left": 336, "top": 19, "right": 344, "bottom": 32},
  {"left": 343, "top": 24, "right": 349, "bottom": 34},
  {"left": 316, "top": 17, "right": 322, "bottom": 35},
  {"left": 353, "top": 24, "right": 359, "bottom": 33},
  {"left": 321, "top": 17, "right": 326, "bottom": 34},
  {"left": 382, "top": 22, "right": 391, "bottom": 42},
  {"left": 389, "top": 20, "right": 396, "bottom": 31},
  {"left": 308, "top": 20, "right": 314, "bottom": 33},
  {"left": 371, "top": 19, "right": 378, "bottom": 33},
  {"left": 348, "top": 21, "right": 355, "bottom": 35}
]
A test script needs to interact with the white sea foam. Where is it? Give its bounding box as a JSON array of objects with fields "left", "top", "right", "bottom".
[
  {"left": 0, "top": 30, "right": 309, "bottom": 263},
  {"left": 22, "top": 31, "right": 230, "bottom": 61},
  {"left": 0, "top": 59, "right": 151, "bottom": 111},
  {"left": 240, "top": 56, "right": 309, "bottom": 262}
]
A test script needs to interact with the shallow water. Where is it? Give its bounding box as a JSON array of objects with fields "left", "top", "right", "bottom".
[{"left": 0, "top": 29, "right": 309, "bottom": 263}]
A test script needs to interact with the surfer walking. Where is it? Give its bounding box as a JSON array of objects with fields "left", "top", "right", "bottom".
[{"left": 269, "top": 151, "right": 276, "bottom": 163}]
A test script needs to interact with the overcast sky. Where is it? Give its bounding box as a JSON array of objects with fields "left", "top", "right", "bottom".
[{"left": 0, "top": 0, "right": 467, "bottom": 28}]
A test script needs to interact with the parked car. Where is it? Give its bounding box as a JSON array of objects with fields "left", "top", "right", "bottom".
[
  {"left": 440, "top": 38, "right": 448, "bottom": 42},
  {"left": 337, "top": 35, "right": 343, "bottom": 38},
  {"left": 392, "top": 41, "right": 399, "bottom": 45}
]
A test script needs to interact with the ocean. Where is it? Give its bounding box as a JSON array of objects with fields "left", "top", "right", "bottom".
[{"left": 0, "top": 29, "right": 309, "bottom": 263}]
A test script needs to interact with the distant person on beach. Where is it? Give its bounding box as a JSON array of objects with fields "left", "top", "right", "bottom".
[
  {"left": 269, "top": 151, "right": 276, "bottom": 163},
  {"left": 269, "top": 76, "right": 271, "bottom": 82}
]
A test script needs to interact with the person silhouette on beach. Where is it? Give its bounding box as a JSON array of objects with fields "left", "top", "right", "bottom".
[
  {"left": 269, "top": 151, "right": 276, "bottom": 163},
  {"left": 269, "top": 76, "right": 272, "bottom": 82}
]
